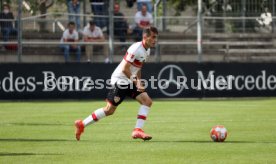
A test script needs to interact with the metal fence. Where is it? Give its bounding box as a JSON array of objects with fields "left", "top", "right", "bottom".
[
  {"left": 1, "top": 12, "right": 276, "bottom": 63},
  {"left": 0, "top": 0, "right": 276, "bottom": 62}
]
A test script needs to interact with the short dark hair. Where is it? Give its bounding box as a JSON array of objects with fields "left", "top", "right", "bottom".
[
  {"left": 68, "top": 21, "right": 75, "bottom": 27},
  {"left": 89, "top": 21, "right": 96, "bottom": 26},
  {"left": 3, "top": 4, "right": 10, "bottom": 9},
  {"left": 143, "top": 26, "right": 158, "bottom": 36},
  {"left": 142, "top": 3, "right": 147, "bottom": 7}
]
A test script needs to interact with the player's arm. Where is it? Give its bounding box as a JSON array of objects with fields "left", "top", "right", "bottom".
[
  {"left": 122, "top": 62, "right": 144, "bottom": 92},
  {"left": 95, "top": 35, "right": 105, "bottom": 42},
  {"left": 137, "top": 69, "right": 141, "bottom": 79},
  {"left": 83, "top": 35, "right": 91, "bottom": 42},
  {"left": 84, "top": 35, "right": 105, "bottom": 42},
  {"left": 121, "top": 61, "right": 142, "bottom": 89},
  {"left": 136, "top": 69, "right": 145, "bottom": 92},
  {"left": 122, "top": 61, "right": 133, "bottom": 81}
]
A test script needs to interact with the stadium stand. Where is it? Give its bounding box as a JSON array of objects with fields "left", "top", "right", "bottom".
[{"left": 1, "top": 0, "right": 276, "bottom": 63}]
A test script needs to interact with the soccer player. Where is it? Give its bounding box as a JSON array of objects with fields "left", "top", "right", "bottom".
[{"left": 75, "top": 26, "right": 158, "bottom": 141}]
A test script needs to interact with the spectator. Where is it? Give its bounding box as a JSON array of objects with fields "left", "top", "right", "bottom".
[
  {"left": 113, "top": 3, "right": 128, "bottom": 50},
  {"left": 0, "top": 4, "right": 17, "bottom": 42},
  {"left": 90, "top": 0, "right": 108, "bottom": 29},
  {"left": 133, "top": 4, "right": 153, "bottom": 41},
  {"left": 256, "top": 7, "right": 272, "bottom": 33},
  {"left": 67, "top": 0, "right": 81, "bottom": 30},
  {"left": 60, "top": 22, "right": 81, "bottom": 62},
  {"left": 137, "top": 0, "right": 152, "bottom": 13},
  {"left": 83, "top": 21, "right": 108, "bottom": 62}
]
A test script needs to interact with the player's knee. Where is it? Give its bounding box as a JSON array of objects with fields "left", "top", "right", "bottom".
[
  {"left": 105, "top": 110, "right": 115, "bottom": 116},
  {"left": 104, "top": 106, "right": 116, "bottom": 116},
  {"left": 143, "top": 98, "right": 152, "bottom": 107}
]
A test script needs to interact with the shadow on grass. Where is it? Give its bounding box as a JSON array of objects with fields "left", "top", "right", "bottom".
[
  {"left": 0, "top": 138, "right": 75, "bottom": 142},
  {"left": 0, "top": 152, "right": 63, "bottom": 156},
  {"left": 150, "top": 140, "right": 276, "bottom": 144},
  {"left": 2, "top": 122, "right": 70, "bottom": 126}
]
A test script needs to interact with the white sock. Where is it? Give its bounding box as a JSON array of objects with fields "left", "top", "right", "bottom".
[
  {"left": 83, "top": 108, "right": 106, "bottom": 127},
  {"left": 135, "top": 105, "right": 150, "bottom": 129}
]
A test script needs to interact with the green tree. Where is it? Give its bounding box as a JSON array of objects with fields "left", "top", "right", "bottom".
[
  {"left": 167, "top": 0, "right": 197, "bottom": 15},
  {"left": 24, "top": 0, "right": 65, "bottom": 31}
]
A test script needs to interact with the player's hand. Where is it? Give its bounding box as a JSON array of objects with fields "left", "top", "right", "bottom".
[
  {"left": 137, "top": 85, "right": 145, "bottom": 92},
  {"left": 136, "top": 80, "right": 145, "bottom": 92}
]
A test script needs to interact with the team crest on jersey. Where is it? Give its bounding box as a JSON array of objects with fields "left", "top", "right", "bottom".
[{"left": 114, "top": 96, "right": 121, "bottom": 103}]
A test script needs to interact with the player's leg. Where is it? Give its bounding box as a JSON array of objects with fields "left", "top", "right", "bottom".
[
  {"left": 75, "top": 84, "right": 126, "bottom": 141},
  {"left": 63, "top": 45, "right": 70, "bottom": 62},
  {"left": 75, "top": 102, "right": 117, "bottom": 141},
  {"left": 76, "top": 45, "right": 81, "bottom": 62},
  {"left": 132, "top": 92, "right": 153, "bottom": 140},
  {"left": 103, "top": 44, "right": 109, "bottom": 63},
  {"left": 85, "top": 45, "right": 93, "bottom": 62},
  {"left": 83, "top": 103, "right": 116, "bottom": 126}
]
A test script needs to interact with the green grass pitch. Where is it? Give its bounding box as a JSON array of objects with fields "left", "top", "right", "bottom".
[{"left": 0, "top": 98, "right": 276, "bottom": 164}]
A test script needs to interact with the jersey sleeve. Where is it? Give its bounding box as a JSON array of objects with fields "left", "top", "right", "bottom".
[
  {"left": 82, "top": 27, "right": 90, "bottom": 37},
  {"left": 124, "top": 44, "right": 139, "bottom": 63},
  {"left": 62, "top": 30, "right": 67, "bottom": 39},
  {"left": 97, "top": 28, "right": 104, "bottom": 37},
  {"left": 124, "top": 51, "right": 136, "bottom": 63}
]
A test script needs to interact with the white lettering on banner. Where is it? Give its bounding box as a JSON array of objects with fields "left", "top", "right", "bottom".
[
  {"left": 197, "top": 71, "right": 215, "bottom": 90},
  {"left": 2, "top": 72, "right": 14, "bottom": 92},
  {"left": 245, "top": 75, "right": 255, "bottom": 90},
  {"left": 235, "top": 76, "right": 244, "bottom": 90},
  {"left": 95, "top": 79, "right": 105, "bottom": 90},
  {"left": 14, "top": 77, "right": 25, "bottom": 92},
  {"left": 255, "top": 71, "right": 266, "bottom": 90},
  {"left": 176, "top": 76, "right": 189, "bottom": 90},
  {"left": 83, "top": 77, "right": 94, "bottom": 91},
  {"left": 215, "top": 75, "right": 228, "bottom": 91},
  {"left": 26, "top": 77, "right": 36, "bottom": 92},
  {"left": 0, "top": 68, "right": 276, "bottom": 95},
  {"left": 267, "top": 75, "right": 276, "bottom": 90},
  {"left": 227, "top": 75, "right": 235, "bottom": 90},
  {"left": 149, "top": 76, "right": 158, "bottom": 89},
  {"left": 196, "top": 72, "right": 233, "bottom": 91},
  {"left": 43, "top": 71, "right": 56, "bottom": 92},
  {"left": 0, "top": 72, "right": 37, "bottom": 93}
]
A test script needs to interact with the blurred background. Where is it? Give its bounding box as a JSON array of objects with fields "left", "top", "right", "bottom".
[{"left": 1, "top": 0, "right": 276, "bottom": 63}]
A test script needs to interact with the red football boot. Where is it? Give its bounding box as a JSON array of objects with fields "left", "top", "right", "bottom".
[
  {"left": 132, "top": 128, "right": 152, "bottom": 141},
  {"left": 75, "top": 120, "right": 84, "bottom": 141}
]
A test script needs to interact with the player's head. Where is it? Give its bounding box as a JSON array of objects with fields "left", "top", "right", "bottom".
[
  {"left": 142, "top": 26, "right": 158, "bottom": 48},
  {"left": 68, "top": 22, "right": 76, "bottom": 33},
  {"left": 141, "top": 4, "right": 147, "bottom": 16},
  {"left": 114, "top": 3, "right": 120, "bottom": 13},
  {"left": 89, "top": 21, "right": 96, "bottom": 31},
  {"left": 3, "top": 4, "right": 10, "bottom": 14}
]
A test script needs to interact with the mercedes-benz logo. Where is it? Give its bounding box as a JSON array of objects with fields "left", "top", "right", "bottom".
[{"left": 158, "top": 65, "right": 185, "bottom": 97}]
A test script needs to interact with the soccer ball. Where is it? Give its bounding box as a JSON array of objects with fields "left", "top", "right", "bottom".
[{"left": 210, "top": 125, "right": 228, "bottom": 142}]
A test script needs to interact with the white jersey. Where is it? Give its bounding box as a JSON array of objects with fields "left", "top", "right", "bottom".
[
  {"left": 111, "top": 41, "right": 150, "bottom": 85},
  {"left": 134, "top": 11, "right": 153, "bottom": 27},
  {"left": 60, "top": 29, "right": 79, "bottom": 43},
  {"left": 82, "top": 25, "right": 103, "bottom": 38}
]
